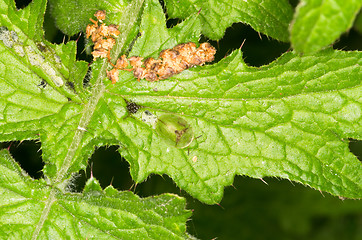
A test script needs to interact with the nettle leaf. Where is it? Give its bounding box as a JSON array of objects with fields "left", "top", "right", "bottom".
[
  {"left": 128, "top": 0, "right": 201, "bottom": 58},
  {"left": 0, "top": 0, "right": 87, "bottom": 132},
  {"left": 291, "top": 0, "right": 362, "bottom": 53},
  {"left": 0, "top": 1, "right": 361, "bottom": 239},
  {"left": 163, "top": 0, "right": 293, "bottom": 41},
  {"left": 113, "top": 47, "right": 362, "bottom": 204},
  {"left": 95, "top": 0, "right": 361, "bottom": 204},
  {"left": 0, "top": 149, "right": 191, "bottom": 239},
  {"left": 0, "top": 0, "right": 193, "bottom": 238}
]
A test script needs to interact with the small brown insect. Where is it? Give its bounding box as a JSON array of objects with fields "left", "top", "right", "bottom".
[
  {"left": 108, "top": 25, "right": 120, "bottom": 37},
  {"left": 144, "top": 71, "right": 158, "bottom": 82},
  {"left": 144, "top": 57, "right": 161, "bottom": 71},
  {"left": 86, "top": 11, "right": 120, "bottom": 61},
  {"left": 133, "top": 67, "right": 145, "bottom": 80},
  {"left": 94, "top": 10, "right": 106, "bottom": 22},
  {"left": 121, "top": 42, "right": 216, "bottom": 81},
  {"left": 97, "top": 24, "right": 110, "bottom": 38},
  {"left": 106, "top": 68, "right": 119, "bottom": 84},
  {"left": 159, "top": 49, "right": 179, "bottom": 60},
  {"left": 95, "top": 38, "right": 116, "bottom": 50},
  {"left": 87, "top": 12, "right": 216, "bottom": 83},
  {"left": 91, "top": 49, "right": 108, "bottom": 60},
  {"left": 196, "top": 42, "right": 216, "bottom": 63},
  {"left": 86, "top": 24, "right": 97, "bottom": 39},
  {"left": 115, "top": 55, "right": 129, "bottom": 69},
  {"left": 157, "top": 65, "right": 175, "bottom": 79},
  {"left": 128, "top": 56, "right": 144, "bottom": 68}
]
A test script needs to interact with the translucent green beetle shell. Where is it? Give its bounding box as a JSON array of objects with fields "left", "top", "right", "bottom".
[{"left": 156, "top": 114, "right": 194, "bottom": 149}]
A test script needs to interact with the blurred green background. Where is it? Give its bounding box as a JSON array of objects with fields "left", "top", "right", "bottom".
[{"left": 2, "top": 0, "right": 362, "bottom": 239}]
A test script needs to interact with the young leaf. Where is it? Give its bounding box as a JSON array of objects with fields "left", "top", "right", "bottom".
[
  {"left": 48, "top": 0, "right": 130, "bottom": 36},
  {"left": 128, "top": 0, "right": 201, "bottom": 58},
  {"left": 163, "top": 0, "right": 293, "bottom": 41},
  {"left": 0, "top": 149, "right": 191, "bottom": 239},
  {"left": 291, "top": 0, "right": 362, "bottom": 53}
]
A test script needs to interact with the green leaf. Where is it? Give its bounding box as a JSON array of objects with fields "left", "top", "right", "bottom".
[
  {"left": 1, "top": 0, "right": 195, "bottom": 238},
  {"left": 0, "top": 0, "right": 87, "bottom": 125},
  {"left": 97, "top": 0, "right": 361, "bottom": 204},
  {"left": 48, "top": 0, "right": 130, "bottom": 36},
  {"left": 291, "top": 0, "right": 362, "bottom": 53},
  {"left": 1, "top": 0, "right": 194, "bottom": 236},
  {"left": 112, "top": 47, "right": 362, "bottom": 204},
  {"left": 1, "top": 0, "right": 361, "bottom": 229},
  {"left": 0, "top": 149, "right": 191, "bottom": 239},
  {"left": 164, "top": 0, "right": 293, "bottom": 41},
  {"left": 0, "top": 0, "right": 45, "bottom": 41}
]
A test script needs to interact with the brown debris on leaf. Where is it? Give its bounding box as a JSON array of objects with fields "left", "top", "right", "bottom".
[
  {"left": 94, "top": 10, "right": 106, "bottom": 22},
  {"left": 111, "top": 42, "right": 216, "bottom": 83},
  {"left": 106, "top": 68, "right": 119, "bottom": 84},
  {"left": 86, "top": 11, "right": 216, "bottom": 84},
  {"left": 86, "top": 10, "right": 120, "bottom": 61}
]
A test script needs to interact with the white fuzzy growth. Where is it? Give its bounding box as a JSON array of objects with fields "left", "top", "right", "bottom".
[
  {"left": 54, "top": 54, "right": 61, "bottom": 64},
  {"left": 25, "top": 46, "right": 64, "bottom": 87},
  {"left": 25, "top": 46, "right": 45, "bottom": 66},
  {"left": 0, "top": 27, "right": 26, "bottom": 57},
  {"left": 50, "top": 75, "right": 64, "bottom": 87},
  {"left": 0, "top": 27, "right": 16, "bottom": 48},
  {"left": 41, "top": 62, "right": 56, "bottom": 76},
  {"left": 13, "top": 45, "right": 25, "bottom": 56},
  {"left": 41, "top": 62, "right": 64, "bottom": 87},
  {"left": 0, "top": 27, "right": 64, "bottom": 87}
]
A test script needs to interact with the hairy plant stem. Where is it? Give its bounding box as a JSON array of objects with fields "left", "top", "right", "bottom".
[
  {"left": 32, "top": 59, "right": 108, "bottom": 240},
  {"left": 31, "top": 1, "right": 144, "bottom": 237}
]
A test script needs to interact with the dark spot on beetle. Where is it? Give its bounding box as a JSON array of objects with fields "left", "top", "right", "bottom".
[{"left": 175, "top": 128, "right": 188, "bottom": 142}]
